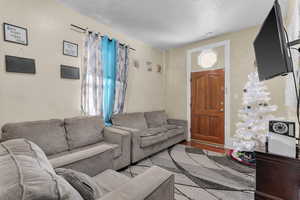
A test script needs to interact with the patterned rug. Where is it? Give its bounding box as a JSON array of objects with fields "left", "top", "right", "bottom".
[{"left": 120, "top": 144, "right": 255, "bottom": 200}]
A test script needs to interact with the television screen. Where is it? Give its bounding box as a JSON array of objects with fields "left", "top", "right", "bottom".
[{"left": 253, "top": 0, "right": 293, "bottom": 81}]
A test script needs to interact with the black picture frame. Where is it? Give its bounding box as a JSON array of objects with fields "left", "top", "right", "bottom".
[
  {"left": 3, "top": 23, "right": 28, "bottom": 46},
  {"left": 63, "top": 40, "right": 78, "bottom": 57},
  {"left": 60, "top": 65, "right": 80, "bottom": 79}
]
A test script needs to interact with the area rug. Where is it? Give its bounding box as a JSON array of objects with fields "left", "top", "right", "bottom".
[{"left": 120, "top": 144, "right": 255, "bottom": 200}]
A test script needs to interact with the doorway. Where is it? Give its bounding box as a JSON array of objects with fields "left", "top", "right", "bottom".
[
  {"left": 186, "top": 40, "right": 231, "bottom": 148},
  {"left": 191, "top": 69, "right": 224, "bottom": 144}
]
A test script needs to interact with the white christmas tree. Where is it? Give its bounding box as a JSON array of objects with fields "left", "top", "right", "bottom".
[{"left": 233, "top": 71, "right": 278, "bottom": 152}]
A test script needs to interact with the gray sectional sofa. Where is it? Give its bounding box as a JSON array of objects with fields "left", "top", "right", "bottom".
[
  {"left": 0, "top": 138, "right": 175, "bottom": 200},
  {"left": 0, "top": 116, "right": 131, "bottom": 176},
  {"left": 111, "top": 111, "right": 187, "bottom": 163},
  {"left": 0, "top": 111, "right": 185, "bottom": 199}
]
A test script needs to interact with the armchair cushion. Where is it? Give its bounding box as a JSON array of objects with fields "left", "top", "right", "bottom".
[
  {"left": 144, "top": 111, "right": 168, "bottom": 128},
  {"left": 111, "top": 112, "right": 147, "bottom": 130},
  {"left": 56, "top": 168, "right": 103, "bottom": 200},
  {"left": 64, "top": 116, "right": 104, "bottom": 150},
  {"left": 1, "top": 119, "right": 68, "bottom": 156}
]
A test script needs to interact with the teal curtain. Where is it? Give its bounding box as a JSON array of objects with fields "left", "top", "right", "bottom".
[{"left": 101, "top": 36, "right": 117, "bottom": 125}]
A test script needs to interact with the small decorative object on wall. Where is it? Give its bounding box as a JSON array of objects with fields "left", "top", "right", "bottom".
[
  {"left": 3, "top": 23, "right": 28, "bottom": 45},
  {"left": 5, "top": 55, "right": 35, "bottom": 74},
  {"left": 63, "top": 40, "right": 78, "bottom": 57},
  {"left": 146, "top": 61, "right": 152, "bottom": 72},
  {"left": 133, "top": 59, "right": 139, "bottom": 68},
  {"left": 61, "top": 65, "right": 80, "bottom": 79},
  {"left": 156, "top": 64, "right": 162, "bottom": 73}
]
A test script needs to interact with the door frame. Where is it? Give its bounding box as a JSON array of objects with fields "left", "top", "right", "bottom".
[{"left": 186, "top": 40, "right": 232, "bottom": 148}]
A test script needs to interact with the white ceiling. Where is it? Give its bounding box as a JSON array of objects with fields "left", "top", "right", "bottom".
[{"left": 58, "top": 0, "right": 288, "bottom": 49}]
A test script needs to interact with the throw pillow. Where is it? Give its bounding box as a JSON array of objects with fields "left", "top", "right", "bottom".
[{"left": 56, "top": 168, "right": 103, "bottom": 200}]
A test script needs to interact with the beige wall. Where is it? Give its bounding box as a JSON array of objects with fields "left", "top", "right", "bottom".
[
  {"left": 191, "top": 46, "right": 225, "bottom": 72},
  {"left": 0, "top": 0, "right": 164, "bottom": 127},
  {"left": 165, "top": 26, "right": 287, "bottom": 138}
]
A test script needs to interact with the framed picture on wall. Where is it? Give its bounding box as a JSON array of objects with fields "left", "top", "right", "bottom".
[
  {"left": 3, "top": 23, "right": 28, "bottom": 45},
  {"left": 63, "top": 40, "right": 78, "bottom": 57}
]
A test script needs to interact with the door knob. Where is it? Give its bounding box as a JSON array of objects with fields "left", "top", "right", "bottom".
[{"left": 220, "top": 108, "right": 224, "bottom": 112}]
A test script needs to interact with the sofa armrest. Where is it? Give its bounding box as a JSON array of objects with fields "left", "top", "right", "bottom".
[
  {"left": 111, "top": 126, "right": 143, "bottom": 138},
  {"left": 97, "top": 166, "right": 174, "bottom": 200},
  {"left": 111, "top": 126, "right": 140, "bottom": 132},
  {"left": 167, "top": 119, "right": 187, "bottom": 127},
  {"left": 104, "top": 127, "right": 131, "bottom": 143},
  {"left": 167, "top": 119, "right": 187, "bottom": 140}
]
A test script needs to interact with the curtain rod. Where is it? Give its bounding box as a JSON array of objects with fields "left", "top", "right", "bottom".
[{"left": 70, "top": 24, "right": 136, "bottom": 51}]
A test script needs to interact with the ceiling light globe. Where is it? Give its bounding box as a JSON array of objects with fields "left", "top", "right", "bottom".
[{"left": 198, "top": 50, "right": 218, "bottom": 68}]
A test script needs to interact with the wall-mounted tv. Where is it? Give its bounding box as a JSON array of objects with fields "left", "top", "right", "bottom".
[{"left": 253, "top": 0, "right": 293, "bottom": 81}]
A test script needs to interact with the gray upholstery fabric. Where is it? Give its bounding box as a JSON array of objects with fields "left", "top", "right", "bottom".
[
  {"left": 140, "top": 127, "right": 168, "bottom": 137},
  {"left": 98, "top": 166, "right": 174, "bottom": 200},
  {"left": 56, "top": 168, "right": 102, "bottom": 200},
  {"left": 140, "top": 133, "right": 168, "bottom": 148},
  {"left": 49, "top": 142, "right": 116, "bottom": 168},
  {"left": 49, "top": 142, "right": 115, "bottom": 176},
  {"left": 58, "top": 151, "right": 114, "bottom": 177},
  {"left": 64, "top": 116, "right": 104, "bottom": 150},
  {"left": 167, "top": 119, "right": 188, "bottom": 139},
  {"left": 111, "top": 112, "right": 147, "bottom": 130},
  {"left": 131, "top": 130, "right": 185, "bottom": 163},
  {"left": 103, "top": 127, "right": 131, "bottom": 170},
  {"left": 0, "top": 139, "right": 83, "bottom": 200},
  {"left": 1, "top": 119, "right": 68, "bottom": 155},
  {"left": 145, "top": 173, "right": 174, "bottom": 200},
  {"left": 163, "top": 124, "right": 178, "bottom": 130},
  {"left": 166, "top": 127, "right": 185, "bottom": 138},
  {"left": 112, "top": 114, "right": 187, "bottom": 163},
  {"left": 93, "top": 169, "right": 131, "bottom": 193},
  {"left": 144, "top": 111, "right": 168, "bottom": 128}
]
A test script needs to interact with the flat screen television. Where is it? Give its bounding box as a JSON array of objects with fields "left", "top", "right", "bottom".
[{"left": 254, "top": 0, "right": 293, "bottom": 81}]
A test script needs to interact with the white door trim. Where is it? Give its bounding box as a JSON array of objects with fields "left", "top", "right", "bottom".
[{"left": 186, "top": 40, "right": 233, "bottom": 148}]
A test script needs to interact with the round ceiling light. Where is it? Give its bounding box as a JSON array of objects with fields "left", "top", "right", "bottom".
[{"left": 198, "top": 49, "right": 218, "bottom": 68}]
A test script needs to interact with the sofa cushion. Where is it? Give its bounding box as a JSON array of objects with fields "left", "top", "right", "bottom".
[
  {"left": 64, "top": 116, "right": 104, "bottom": 150},
  {"left": 1, "top": 119, "right": 68, "bottom": 156},
  {"left": 0, "top": 139, "right": 83, "bottom": 200},
  {"left": 56, "top": 168, "right": 103, "bottom": 200},
  {"left": 166, "top": 127, "right": 185, "bottom": 138},
  {"left": 163, "top": 124, "right": 178, "bottom": 130},
  {"left": 140, "top": 127, "right": 167, "bottom": 137},
  {"left": 49, "top": 142, "right": 117, "bottom": 168},
  {"left": 111, "top": 112, "right": 147, "bottom": 130},
  {"left": 93, "top": 169, "right": 131, "bottom": 194},
  {"left": 140, "top": 133, "right": 168, "bottom": 148},
  {"left": 144, "top": 111, "right": 168, "bottom": 128}
]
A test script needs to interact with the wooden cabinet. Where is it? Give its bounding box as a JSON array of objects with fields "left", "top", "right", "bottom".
[{"left": 255, "top": 151, "right": 300, "bottom": 200}]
